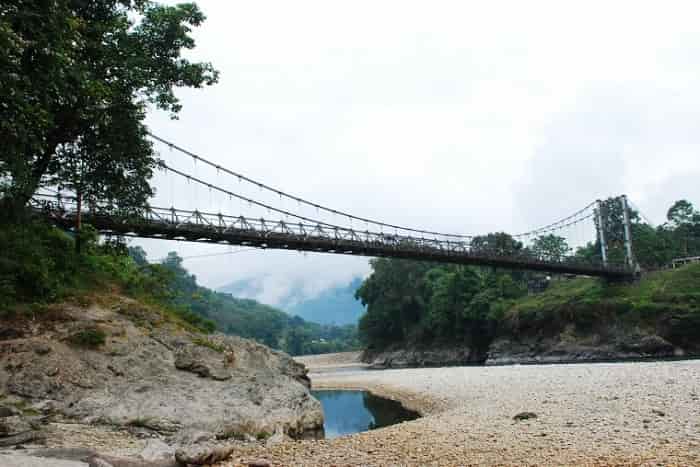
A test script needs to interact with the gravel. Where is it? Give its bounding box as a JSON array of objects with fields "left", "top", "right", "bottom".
[{"left": 221, "top": 358, "right": 700, "bottom": 466}]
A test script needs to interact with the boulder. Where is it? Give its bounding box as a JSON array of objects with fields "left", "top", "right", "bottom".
[
  {"left": 174, "top": 442, "right": 236, "bottom": 465},
  {"left": 619, "top": 335, "right": 675, "bottom": 356},
  {"left": 138, "top": 439, "right": 175, "bottom": 462}
]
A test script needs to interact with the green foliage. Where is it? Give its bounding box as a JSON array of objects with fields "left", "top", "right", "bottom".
[
  {"left": 69, "top": 327, "right": 106, "bottom": 348},
  {"left": 531, "top": 234, "right": 571, "bottom": 261},
  {"left": 1, "top": 0, "right": 218, "bottom": 216},
  {"left": 357, "top": 258, "right": 434, "bottom": 347},
  {"left": 357, "top": 246, "right": 528, "bottom": 352},
  {"left": 505, "top": 263, "right": 700, "bottom": 347},
  {"left": 0, "top": 220, "right": 83, "bottom": 305},
  {"left": 578, "top": 198, "right": 700, "bottom": 269}
]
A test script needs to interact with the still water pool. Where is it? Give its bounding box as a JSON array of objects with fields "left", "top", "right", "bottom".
[{"left": 311, "top": 390, "right": 419, "bottom": 439}]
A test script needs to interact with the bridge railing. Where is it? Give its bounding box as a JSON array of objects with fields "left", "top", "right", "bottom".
[{"left": 29, "top": 193, "right": 630, "bottom": 275}]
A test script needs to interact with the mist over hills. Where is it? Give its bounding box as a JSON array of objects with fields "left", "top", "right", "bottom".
[{"left": 219, "top": 276, "right": 366, "bottom": 325}]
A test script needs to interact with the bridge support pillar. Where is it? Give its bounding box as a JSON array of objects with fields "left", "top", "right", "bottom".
[
  {"left": 595, "top": 200, "right": 608, "bottom": 267},
  {"left": 620, "top": 195, "right": 635, "bottom": 270}
]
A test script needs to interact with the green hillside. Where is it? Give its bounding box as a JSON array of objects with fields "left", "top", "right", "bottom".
[
  {"left": 501, "top": 264, "right": 700, "bottom": 352},
  {"left": 0, "top": 220, "right": 359, "bottom": 356}
]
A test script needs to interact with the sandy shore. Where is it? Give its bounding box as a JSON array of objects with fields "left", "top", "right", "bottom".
[{"left": 223, "top": 355, "right": 700, "bottom": 466}]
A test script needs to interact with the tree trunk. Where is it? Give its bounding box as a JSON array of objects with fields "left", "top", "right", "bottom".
[
  {"left": 2, "top": 144, "right": 57, "bottom": 222},
  {"left": 75, "top": 189, "right": 83, "bottom": 254}
]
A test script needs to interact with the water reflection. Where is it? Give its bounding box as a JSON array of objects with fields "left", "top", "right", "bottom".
[{"left": 311, "top": 390, "right": 419, "bottom": 439}]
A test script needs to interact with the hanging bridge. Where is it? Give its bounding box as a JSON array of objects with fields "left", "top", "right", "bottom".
[{"left": 30, "top": 134, "right": 638, "bottom": 279}]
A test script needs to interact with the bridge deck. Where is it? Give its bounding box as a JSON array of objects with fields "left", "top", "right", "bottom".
[{"left": 31, "top": 197, "right": 633, "bottom": 279}]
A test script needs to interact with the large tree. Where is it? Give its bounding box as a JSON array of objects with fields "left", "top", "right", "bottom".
[
  {"left": 531, "top": 234, "right": 571, "bottom": 262},
  {"left": 666, "top": 200, "right": 700, "bottom": 256},
  {"left": 0, "top": 1, "right": 218, "bottom": 217}
]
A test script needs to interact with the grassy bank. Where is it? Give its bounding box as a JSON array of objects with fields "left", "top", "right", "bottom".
[{"left": 500, "top": 264, "right": 700, "bottom": 352}]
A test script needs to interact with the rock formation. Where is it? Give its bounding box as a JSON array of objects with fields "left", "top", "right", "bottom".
[{"left": 0, "top": 295, "right": 323, "bottom": 462}]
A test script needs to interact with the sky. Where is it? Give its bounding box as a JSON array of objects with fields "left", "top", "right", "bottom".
[{"left": 136, "top": 0, "right": 700, "bottom": 306}]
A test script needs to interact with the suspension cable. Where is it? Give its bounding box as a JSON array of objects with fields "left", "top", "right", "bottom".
[
  {"left": 627, "top": 199, "right": 656, "bottom": 227},
  {"left": 160, "top": 163, "right": 396, "bottom": 235},
  {"left": 512, "top": 201, "right": 597, "bottom": 238},
  {"left": 149, "top": 132, "right": 610, "bottom": 241},
  {"left": 149, "top": 132, "right": 474, "bottom": 239}
]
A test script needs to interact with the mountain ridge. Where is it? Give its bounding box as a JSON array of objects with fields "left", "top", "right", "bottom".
[{"left": 219, "top": 276, "right": 366, "bottom": 325}]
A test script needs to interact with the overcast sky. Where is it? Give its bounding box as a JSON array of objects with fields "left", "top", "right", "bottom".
[{"left": 136, "top": 1, "right": 700, "bottom": 306}]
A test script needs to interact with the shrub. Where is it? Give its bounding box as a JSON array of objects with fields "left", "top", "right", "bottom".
[
  {"left": 0, "top": 221, "right": 78, "bottom": 304},
  {"left": 69, "top": 327, "right": 107, "bottom": 348}
]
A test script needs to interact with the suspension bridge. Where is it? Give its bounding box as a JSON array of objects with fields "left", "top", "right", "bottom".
[{"left": 30, "top": 134, "right": 638, "bottom": 279}]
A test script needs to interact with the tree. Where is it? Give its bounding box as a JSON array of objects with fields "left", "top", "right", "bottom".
[
  {"left": 128, "top": 245, "right": 149, "bottom": 267},
  {"left": 356, "top": 258, "right": 433, "bottom": 347},
  {"left": 425, "top": 266, "right": 481, "bottom": 340},
  {"left": 666, "top": 200, "right": 699, "bottom": 256},
  {"left": 667, "top": 200, "right": 696, "bottom": 228},
  {"left": 470, "top": 232, "right": 523, "bottom": 257},
  {"left": 0, "top": 1, "right": 218, "bottom": 218},
  {"left": 531, "top": 234, "right": 571, "bottom": 261}
]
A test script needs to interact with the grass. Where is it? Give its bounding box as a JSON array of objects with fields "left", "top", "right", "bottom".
[
  {"left": 192, "top": 336, "right": 225, "bottom": 353},
  {"left": 502, "top": 263, "right": 700, "bottom": 341}
]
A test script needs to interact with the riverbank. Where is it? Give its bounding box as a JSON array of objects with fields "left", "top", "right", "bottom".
[
  {"left": 221, "top": 354, "right": 700, "bottom": 466},
  {"left": 358, "top": 264, "right": 700, "bottom": 370}
]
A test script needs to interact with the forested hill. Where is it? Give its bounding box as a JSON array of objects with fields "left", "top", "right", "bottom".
[
  {"left": 357, "top": 198, "right": 700, "bottom": 364},
  {"left": 129, "top": 249, "right": 360, "bottom": 356},
  {"left": 220, "top": 277, "right": 366, "bottom": 325}
]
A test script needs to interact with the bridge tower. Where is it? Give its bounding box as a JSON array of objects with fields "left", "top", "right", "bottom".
[
  {"left": 620, "top": 195, "right": 635, "bottom": 271},
  {"left": 596, "top": 196, "right": 636, "bottom": 273},
  {"left": 595, "top": 200, "right": 609, "bottom": 267}
]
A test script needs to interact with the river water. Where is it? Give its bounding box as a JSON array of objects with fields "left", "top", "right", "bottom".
[{"left": 311, "top": 389, "right": 419, "bottom": 439}]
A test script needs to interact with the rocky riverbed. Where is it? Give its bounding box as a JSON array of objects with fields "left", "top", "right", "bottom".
[{"left": 219, "top": 352, "right": 700, "bottom": 466}]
